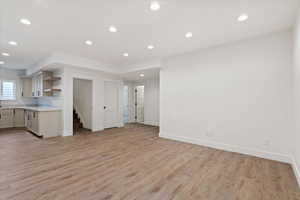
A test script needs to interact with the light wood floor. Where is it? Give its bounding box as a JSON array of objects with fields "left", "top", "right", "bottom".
[{"left": 0, "top": 124, "right": 300, "bottom": 200}]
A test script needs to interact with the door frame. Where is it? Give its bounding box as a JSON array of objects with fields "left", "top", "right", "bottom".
[
  {"left": 123, "top": 85, "right": 130, "bottom": 124},
  {"left": 71, "top": 76, "right": 94, "bottom": 133},
  {"left": 134, "top": 85, "right": 145, "bottom": 123},
  {"left": 73, "top": 78, "right": 93, "bottom": 130}
]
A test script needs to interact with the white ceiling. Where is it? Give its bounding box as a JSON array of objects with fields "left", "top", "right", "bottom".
[
  {"left": 122, "top": 68, "right": 160, "bottom": 81},
  {"left": 0, "top": 0, "right": 299, "bottom": 71}
]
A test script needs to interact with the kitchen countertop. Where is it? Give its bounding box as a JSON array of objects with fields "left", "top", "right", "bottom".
[{"left": 0, "top": 105, "right": 62, "bottom": 112}]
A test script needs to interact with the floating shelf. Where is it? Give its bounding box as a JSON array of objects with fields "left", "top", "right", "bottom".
[
  {"left": 44, "top": 88, "right": 62, "bottom": 92},
  {"left": 44, "top": 77, "right": 61, "bottom": 81}
]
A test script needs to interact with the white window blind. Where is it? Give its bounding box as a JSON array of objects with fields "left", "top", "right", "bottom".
[{"left": 0, "top": 80, "right": 16, "bottom": 100}]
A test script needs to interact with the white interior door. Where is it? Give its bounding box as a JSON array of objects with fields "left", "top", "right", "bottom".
[
  {"left": 123, "top": 86, "right": 129, "bottom": 123},
  {"left": 104, "top": 81, "right": 119, "bottom": 129},
  {"left": 135, "top": 86, "right": 144, "bottom": 123}
]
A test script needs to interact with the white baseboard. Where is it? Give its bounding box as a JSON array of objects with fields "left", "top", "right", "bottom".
[
  {"left": 292, "top": 157, "right": 300, "bottom": 187},
  {"left": 63, "top": 130, "right": 73, "bottom": 137},
  {"left": 159, "top": 132, "right": 292, "bottom": 164},
  {"left": 143, "top": 121, "right": 159, "bottom": 127},
  {"left": 162, "top": 130, "right": 300, "bottom": 188},
  {"left": 92, "top": 128, "right": 104, "bottom": 132}
]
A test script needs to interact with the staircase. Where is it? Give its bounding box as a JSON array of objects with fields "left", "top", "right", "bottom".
[{"left": 73, "top": 109, "right": 83, "bottom": 132}]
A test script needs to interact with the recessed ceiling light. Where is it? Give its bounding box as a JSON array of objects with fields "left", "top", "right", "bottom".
[
  {"left": 109, "top": 26, "right": 117, "bottom": 33},
  {"left": 238, "top": 14, "right": 248, "bottom": 22},
  {"left": 140, "top": 74, "right": 145, "bottom": 77},
  {"left": 20, "top": 18, "right": 31, "bottom": 25},
  {"left": 8, "top": 41, "right": 18, "bottom": 46},
  {"left": 85, "top": 40, "right": 93, "bottom": 45},
  {"left": 147, "top": 45, "right": 154, "bottom": 50},
  {"left": 2, "top": 52, "right": 10, "bottom": 57},
  {"left": 123, "top": 53, "right": 129, "bottom": 57},
  {"left": 0, "top": 61, "right": 4, "bottom": 65},
  {"left": 150, "top": 1, "right": 160, "bottom": 11},
  {"left": 185, "top": 32, "right": 193, "bottom": 38}
]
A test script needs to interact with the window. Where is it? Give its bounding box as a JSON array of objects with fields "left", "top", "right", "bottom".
[{"left": 0, "top": 80, "right": 16, "bottom": 100}]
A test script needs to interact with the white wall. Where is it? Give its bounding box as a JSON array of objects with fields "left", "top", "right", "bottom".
[
  {"left": 292, "top": 12, "right": 300, "bottom": 185},
  {"left": 73, "top": 78, "right": 92, "bottom": 129},
  {"left": 160, "top": 31, "right": 294, "bottom": 163},
  {"left": 0, "top": 68, "right": 36, "bottom": 106}
]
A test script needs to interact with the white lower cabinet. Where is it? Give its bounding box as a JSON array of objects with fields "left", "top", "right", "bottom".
[
  {"left": 25, "top": 110, "right": 41, "bottom": 136},
  {"left": 14, "top": 109, "right": 25, "bottom": 127},
  {"left": 1, "top": 108, "right": 61, "bottom": 138},
  {"left": 0, "top": 109, "right": 25, "bottom": 128},
  {"left": 25, "top": 110, "right": 61, "bottom": 138},
  {"left": 0, "top": 109, "right": 14, "bottom": 128}
]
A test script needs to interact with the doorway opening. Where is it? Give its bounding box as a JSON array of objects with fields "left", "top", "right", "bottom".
[
  {"left": 73, "top": 78, "right": 92, "bottom": 134},
  {"left": 135, "top": 85, "right": 144, "bottom": 123},
  {"left": 123, "top": 85, "right": 129, "bottom": 123}
]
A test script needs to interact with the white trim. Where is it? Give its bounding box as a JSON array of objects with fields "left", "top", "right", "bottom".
[
  {"left": 72, "top": 74, "right": 94, "bottom": 82},
  {"left": 159, "top": 132, "right": 292, "bottom": 164},
  {"left": 291, "top": 156, "right": 300, "bottom": 187},
  {"left": 71, "top": 77, "right": 94, "bottom": 133},
  {"left": 117, "top": 60, "right": 162, "bottom": 73},
  {"left": 26, "top": 52, "right": 118, "bottom": 75},
  {"left": 63, "top": 130, "right": 73, "bottom": 137},
  {"left": 142, "top": 121, "right": 159, "bottom": 126}
]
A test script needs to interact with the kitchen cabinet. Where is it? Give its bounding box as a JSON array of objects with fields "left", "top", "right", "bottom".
[
  {"left": 25, "top": 110, "right": 40, "bottom": 136},
  {"left": 25, "top": 110, "right": 61, "bottom": 137},
  {"left": 14, "top": 109, "right": 25, "bottom": 127},
  {"left": 31, "top": 76, "right": 37, "bottom": 97},
  {"left": 0, "top": 109, "right": 14, "bottom": 128},
  {"left": 21, "top": 75, "right": 40, "bottom": 98},
  {"left": 25, "top": 71, "right": 61, "bottom": 97},
  {"left": 0, "top": 107, "right": 61, "bottom": 138},
  {"left": 31, "top": 111, "right": 39, "bottom": 134},
  {"left": 35, "top": 73, "right": 43, "bottom": 97},
  {"left": 31, "top": 74, "right": 43, "bottom": 97},
  {"left": 0, "top": 109, "right": 25, "bottom": 128},
  {"left": 21, "top": 78, "right": 32, "bottom": 97},
  {"left": 25, "top": 110, "right": 29, "bottom": 129}
]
